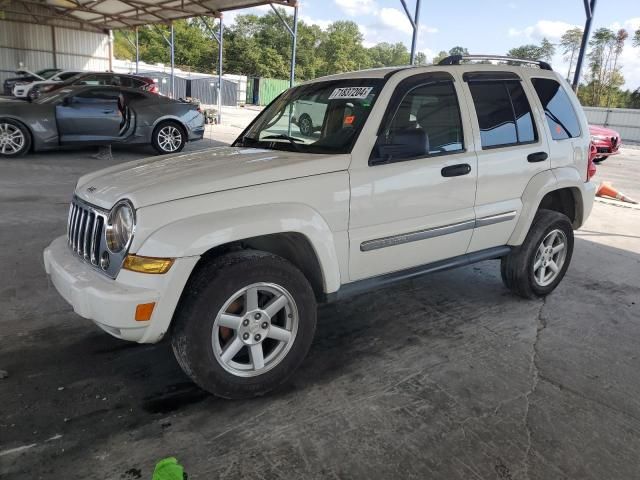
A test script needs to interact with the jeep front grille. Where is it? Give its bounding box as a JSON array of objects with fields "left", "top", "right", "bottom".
[{"left": 67, "top": 199, "right": 106, "bottom": 267}]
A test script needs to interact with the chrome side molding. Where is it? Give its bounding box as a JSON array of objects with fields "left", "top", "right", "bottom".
[{"left": 360, "top": 211, "right": 517, "bottom": 252}]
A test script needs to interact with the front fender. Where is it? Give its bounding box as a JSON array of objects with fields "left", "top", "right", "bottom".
[{"left": 136, "top": 202, "right": 342, "bottom": 294}]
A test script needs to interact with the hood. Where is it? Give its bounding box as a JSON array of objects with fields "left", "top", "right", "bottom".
[
  {"left": 589, "top": 125, "right": 619, "bottom": 137},
  {"left": 76, "top": 146, "right": 351, "bottom": 209}
]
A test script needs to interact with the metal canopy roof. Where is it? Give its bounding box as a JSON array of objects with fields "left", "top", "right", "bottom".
[{"left": 1, "top": 0, "right": 296, "bottom": 32}]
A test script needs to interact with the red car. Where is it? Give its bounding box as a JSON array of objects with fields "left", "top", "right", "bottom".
[{"left": 589, "top": 125, "right": 621, "bottom": 163}]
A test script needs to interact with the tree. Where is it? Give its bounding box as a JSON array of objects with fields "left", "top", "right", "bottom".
[
  {"left": 560, "top": 27, "right": 583, "bottom": 80},
  {"left": 414, "top": 51, "right": 428, "bottom": 65},
  {"left": 539, "top": 38, "right": 556, "bottom": 62},
  {"left": 316, "top": 21, "right": 370, "bottom": 75},
  {"left": 507, "top": 44, "right": 544, "bottom": 60},
  {"left": 367, "top": 42, "right": 410, "bottom": 67},
  {"left": 604, "top": 29, "right": 628, "bottom": 107},
  {"left": 634, "top": 28, "right": 640, "bottom": 47},
  {"left": 432, "top": 50, "right": 449, "bottom": 64},
  {"left": 448, "top": 46, "right": 469, "bottom": 57},
  {"left": 587, "top": 28, "right": 617, "bottom": 105}
]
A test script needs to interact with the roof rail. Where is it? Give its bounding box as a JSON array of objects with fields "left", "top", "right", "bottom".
[{"left": 438, "top": 55, "right": 552, "bottom": 71}]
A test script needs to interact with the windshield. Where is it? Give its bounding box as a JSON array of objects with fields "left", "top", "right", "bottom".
[
  {"left": 36, "top": 69, "right": 61, "bottom": 79},
  {"left": 234, "top": 79, "right": 384, "bottom": 154}
]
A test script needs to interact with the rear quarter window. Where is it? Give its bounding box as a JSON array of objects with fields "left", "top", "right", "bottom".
[{"left": 531, "top": 78, "right": 581, "bottom": 140}]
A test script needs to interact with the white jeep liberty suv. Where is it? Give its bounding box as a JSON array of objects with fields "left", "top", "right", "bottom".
[{"left": 44, "top": 55, "right": 597, "bottom": 399}]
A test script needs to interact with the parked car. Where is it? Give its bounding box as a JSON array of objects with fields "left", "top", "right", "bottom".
[
  {"left": 589, "top": 124, "right": 621, "bottom": 163},
  {"left": 42, "top": 72, "right": 159, "bottom": 95},
  {"left": 43, "top": 56, "right": 597, "bottom": 399},
  {"left": 292, "top": 94, "right": 327, "bottom": 136},
  {"left": 3, "top": 68, "right": 61, "bottom": 96},
  {"left": 12, "top": 70, "right": 83, "bottom": 100},
  {"left": 0, "top": 85, "right": 204, "bottom": 157}
]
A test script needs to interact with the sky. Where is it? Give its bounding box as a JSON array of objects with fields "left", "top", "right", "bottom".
[{"left": 225, "top": 0, "right": 640, "bottom": 90}]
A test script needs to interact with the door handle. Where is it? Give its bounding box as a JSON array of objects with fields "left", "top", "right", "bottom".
[
  {"left": 527, "top": 151, "right": 548, "bottom": 162},
  {"left": 441, "top": 163, "right": 471, "bottom": 177}
]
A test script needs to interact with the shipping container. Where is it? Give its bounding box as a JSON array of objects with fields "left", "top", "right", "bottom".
[{"left": 246, "top": 77, "right": 291, "bottom": 106}]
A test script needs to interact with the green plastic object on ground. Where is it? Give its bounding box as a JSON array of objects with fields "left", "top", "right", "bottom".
[{"left": 152, "top": 457, "right": 185, "bottom": 480}]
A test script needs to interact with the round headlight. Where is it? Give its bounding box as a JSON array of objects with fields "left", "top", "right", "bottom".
[{"left": 106, "top": 200, "right": 135, "bottom": 253}]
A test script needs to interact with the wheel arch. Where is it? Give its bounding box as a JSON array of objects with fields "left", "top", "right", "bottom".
[
  {"left": 508, "top": 168, "right": 587, "bottom": 246},
  {"left": 152, "top": 116, "right": 189, "bottom": 139},
  {"left": 134, "top": 202, "right": 343, "bottom": 296}
]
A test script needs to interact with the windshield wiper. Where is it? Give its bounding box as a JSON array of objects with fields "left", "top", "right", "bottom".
[{"left": 261, "top": 134, "right": 304, "bottom": 151}]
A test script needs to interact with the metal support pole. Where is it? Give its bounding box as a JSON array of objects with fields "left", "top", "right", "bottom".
[
  {"left": 290, "top": 5, "right": 298, "bottom": 87},
  {"left": 170, "top": 23, "right": 175, "bottom": 98},
  {"left": 217, "top": 14, "right": 223, "bottom": 125},
  {"left": 400, "top": 0, "right": 421, "bottom": 64},
  {"left": 572, "top": 0, "right": 596, "bottom": 91},
  {"left": 135, "top": 27, "right": 139, "bottom": 74}
]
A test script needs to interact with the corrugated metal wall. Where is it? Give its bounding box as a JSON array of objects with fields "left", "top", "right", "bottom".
[
  {"left": 141, "top": 71, "right": 187, "bottom": 99},
  {"left": 0, "top": 20, "right": 109, "bottom": 86},
  {"left": 583, "top": 107, "right": 640, "bottom": 143},
  {"left": 189, "top": 77, "right": 238, "bottom": 106}
]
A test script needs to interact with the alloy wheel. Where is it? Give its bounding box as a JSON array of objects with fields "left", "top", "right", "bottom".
[
  {"left": 157, "top": 125, "right": 183, "bottom": 152},
  {"left": 211, "top": 282, "right": 299, "bottom": 377},
  {"left": 0, "top": 123, "right": 25, "bottom": 155},
  {"left": 532, "top": 229, "right": 568, "bottom": 287}
]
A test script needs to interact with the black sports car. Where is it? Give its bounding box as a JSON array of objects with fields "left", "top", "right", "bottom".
[{"left": 0, "top": 85, "right": 205, "bottom": 157}]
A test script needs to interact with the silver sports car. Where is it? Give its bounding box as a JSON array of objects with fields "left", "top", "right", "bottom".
[{"left": 0, "top": 85, "right": 205, "bottom": 157}]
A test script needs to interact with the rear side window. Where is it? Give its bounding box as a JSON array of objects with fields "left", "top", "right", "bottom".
[
  {"left": 468, "top": 81, "right": 537, "bottom": 149},
  {"left": 531, "top": 78, "right": 581, "bottom": 140}
]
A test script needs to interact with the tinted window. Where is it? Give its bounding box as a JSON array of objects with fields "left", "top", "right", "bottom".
[
  {"left": 73, "top": 89, "right": 120, "bottom": 102},
  {"left": 531, "top": 78, "right": 581, "bottom": 140},
  {"left": 377, "top": 81, "right": 464, "bottom": 160},
  {"left": 58, "top": 72, "right": 79, "bottom": 81},
  {"left": 469, "top": 81, "right": 537, "bottom": 148}
]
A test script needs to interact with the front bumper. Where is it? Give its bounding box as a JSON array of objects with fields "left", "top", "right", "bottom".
[
  {"left": 43, "top": 236, "right": 199, "bottom": 343},
  {"left": 592, "top": 138, "right": 621, "bottom": 156}
]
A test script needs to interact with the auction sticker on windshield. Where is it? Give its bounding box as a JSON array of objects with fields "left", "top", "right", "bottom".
[{"left": 328, "top": 87, "right": 374, "bottom": 100}]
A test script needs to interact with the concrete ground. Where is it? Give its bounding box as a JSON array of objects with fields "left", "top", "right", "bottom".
[{"left": 0, "top": 139, "right": 639, "bottom": 479}]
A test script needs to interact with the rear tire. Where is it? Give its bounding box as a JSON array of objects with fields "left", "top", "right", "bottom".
[
  {"left": 500, "top": 209, "right": 574, "bottom": 299},
  {"left": 152, "top": 121, "right": 186, "bottom": 155},
  {"left": 171, "top": 250, "right": 317, "bottom": 399},
  {"left": 0, "top": 119, "right": 31, "bottom": 157}
]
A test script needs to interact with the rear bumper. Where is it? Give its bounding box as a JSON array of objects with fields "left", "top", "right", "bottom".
[{"left": 44, "top": 236, "right": 199, "bottom": 343}]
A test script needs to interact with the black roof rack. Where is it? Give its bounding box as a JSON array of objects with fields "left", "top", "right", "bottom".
[{"left": 438, "top": 55, "right": 552, "bottom": 71}]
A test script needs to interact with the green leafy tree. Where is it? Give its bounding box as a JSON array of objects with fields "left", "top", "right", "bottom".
[
  {"left": 448, "top": 46, "right": 469, "bottom": 57},
  {"left": 539, "top": 38, "right": 556, "bottom": 61},
  {"left": 507, "top": 44, "right": 544, "bottom": 60},
  {"left": 560, "top": 27, "right": 583, "bottom": 79},
  {"left": 316, "top": 21, "right": 370, "bottom": 75},
  {"left": 634, "top": 28, "right": 640, "bottom": 47},
  {"left": 367, "top": 42, "right": 410, "bottom": 67},
  {"left": 432, "top": 50, "right": 449, "bottom": 64}
]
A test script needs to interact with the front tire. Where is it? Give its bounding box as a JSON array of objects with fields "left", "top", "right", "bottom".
[
  {"left": 171, "top": 250, "right": 317, "bottom": 399},
  {"left": 152, "top": 121, "right": 186, "bottom": 155},
  {"left": 593, "top": 155, "right": 607, "bottom": 163},
  {"left": 501, "top": 209, "right": 574, "bottom": 299},
  {"left": 0, "top": 119, "right": 31, "bottom": 157}
]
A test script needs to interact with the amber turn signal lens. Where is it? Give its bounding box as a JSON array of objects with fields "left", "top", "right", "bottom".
[
  {"left": 123, "top": 255, "right": 174, "bottom": 274},
  {"left": 135, "top": 302, "right": 155, "bottom": 321}
]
